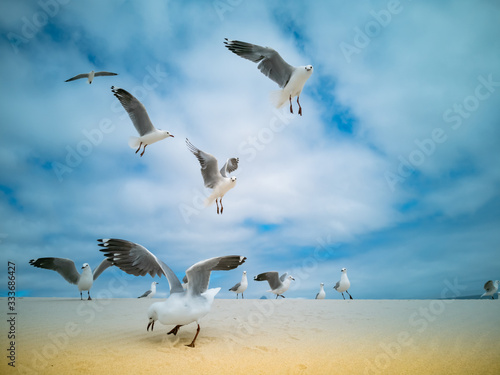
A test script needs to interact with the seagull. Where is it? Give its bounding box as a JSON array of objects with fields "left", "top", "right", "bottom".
[
  {"left": 224, "top": 38, "right": 313, "bottom": 116},
  {"left": 186, "top": 138, "right": 239, "bottom": 214},
  {"left": 315, "top": 283, "right": 326, "bottom": 300},
  {"left": 98, "top": 238, "right": 246, "bottom": 347},
  {"left": 28, "top": 257, "right": 112, "bottom": 300},
  {"left": 481, "top": 280, "right": 499, "bottom": 299},
  {"left": 229, "top": 271, "right": 248, "bottom": 299},
  {"left": 111, "top": 86, "right": 174, "bottom": 157},
  {"left": 254, "top": 272, "right": 294, "bottom": 299},
  {"left": 65, "top": 70, "right": 117, "bottom": 84},
  {"left": 334, "top": 268, "right": 352, "bottom": 300},
  {"left": 138, "top": 281, "right": 159, "bottom": 299}
]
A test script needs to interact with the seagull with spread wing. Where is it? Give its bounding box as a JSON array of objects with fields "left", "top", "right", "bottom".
[
  {"left": 254, "top": 271, "right": 295, "bottom": 299},
  {"left": 98, "top": 238, "right": 246, "bottom": 347},
  {"left": 65, "top": 70, "right": 117, "bottom": 84},
  {"left": 186, "top": 138, "right": 239, "bottom": 214},
  {"left": 224, "top": 38, "right": 313, "bottom": 115},
  {"left": 29, "top": 257, "right": 112, "bottom": 300},
  {"left": 111, "top": 86, "right": 174, "bottom": 157}
]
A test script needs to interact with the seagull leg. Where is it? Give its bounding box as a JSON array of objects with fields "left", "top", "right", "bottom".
[
  {"left": 289, "top": 95, "right": 293, "bottom": 114},
  {"left": 341, "top": 293, "right": 346, "bottom": 300},
  {"left": 216, "top": 199, "right": 220, "bottom": 214},
  {"left": 186, "top": 324, "right": 201, "bottom": 348},
  {"left": 87, "top": 291, "right": 92, "bottom": 301},
  {"left": 220, "top": 198, "right": 224, "bottom": 214},
  {"left": 147, "top": 321, "right": 155, "bottom": 331},
  {"left": 168, "top": 325, "right": 183, "bottom": 335},
  {"left": 135, "top": 142, "right": 143, "bottom": 154},
  {"left": 346, "top": 291, "right": 353, "bottom": 300},
  {"left": 140, "top": 144, "right": 148, "bottom": 157},
  {"left": 242, "top": 293, "right": 244, "bottom": 299},
  {"left": 80, "top": 292, "right": 83, "bottom": 300},
  {"left": 297, "top": 96, "right": 302, "bottom": 116}
]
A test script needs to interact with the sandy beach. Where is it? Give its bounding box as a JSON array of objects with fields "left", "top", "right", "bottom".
[{"left": 2, "top": 298, "right": 500, "bottom": 374}]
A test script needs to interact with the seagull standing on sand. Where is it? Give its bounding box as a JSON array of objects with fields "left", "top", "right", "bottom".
[
  {"left": 111, "top": 86, "right": 174, "bottom": 157},
  {"left": 29, "top": 257, "right": 112, "bottom": 300},
  {"left": 98, "top": 238, "right": 246, "bottom": 348},
  {"left": 224, "top": 39, "right": 313, "bottom": 116},
  {"left": 315, "top": 283, "right": 326, "bottom": 300},
  {"left": 229, "top": 271, "right": 248, "bottom": 299},
  {"left": 254, "top": 272, "right": 294, "bottom": 299},
  {"left": 186, "top": 139, "right": 239, "bottom": 214},
  {"left": 138, "top": 281, "right": 159, "bottom": 299},
  {"left": 481, "top": 280, "right": 499, "bottom": 299},
  {"left": 334, "top": 268, "right": 353, "bottom": 300},
  {"left": 65, "top": 70, "right": 117, "bottom": 84}
]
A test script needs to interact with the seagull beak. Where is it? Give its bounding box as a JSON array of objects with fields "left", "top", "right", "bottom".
[{"left": 170, "top": 134, "right": 175, "bottom": 137}]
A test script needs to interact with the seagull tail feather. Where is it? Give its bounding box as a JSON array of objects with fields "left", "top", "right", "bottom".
[
  {"left": 128, "top": 136, "right": 141, "bottom": 149},
  {"left": 269, "top": 89, "right": 288, "bottom": 109}
]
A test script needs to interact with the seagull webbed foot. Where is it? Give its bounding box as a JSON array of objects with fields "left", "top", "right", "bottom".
[{"left": 168, "top": 325, "right": 182, "bottom": 336}]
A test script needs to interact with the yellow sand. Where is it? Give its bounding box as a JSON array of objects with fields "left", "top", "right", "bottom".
[{"left": 2, "top": 298, "right": 500, "bottom": 374}]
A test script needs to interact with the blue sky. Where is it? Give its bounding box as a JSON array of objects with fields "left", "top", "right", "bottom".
[{"left": 1, "top": 0, "right": 499, "bottom": 300}]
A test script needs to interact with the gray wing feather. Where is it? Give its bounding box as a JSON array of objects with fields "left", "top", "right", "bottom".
[
  {"left": 224, "top": 39, "right": 295, "bottom": 88},
  {"left": 254, "top": 271, "right": 282, "bottom": 290},
  {"left": 279, "top": 272, "right": 288, "bottom": 282},
  {"left": 111, "top": 86, "right": 155, "bottom": 136},
  {"left": 229, "top": 282, "right": 241, "bottom": 292},
  {"left": 65, "top": 73, "right": 89, "bottom": 82},
  {"left": 484, "top": 280, "right": 494, "bottom": 291},
  {"left": 334, "top": 281, "right": 340, "bottom": 290},
  {"left": 98, "top": 238, "right": 184, "bottom": 294},
  {"left": 186, "top": 255, "right": 246, "bottom": 296},
  {"left": 92, "top": 258, "right": 113, "bottom": 280},
  {"left": 315, "top": 293, "right": 320, "bottom": 299},
  {"left": 94, "top": 71, "right": 118, "bottom": 77},
  {"left": 138, "top": 290, "right": 152, "bottom": 298},
  {"left": 29, "top": 258, "right": 80, "bottom": 285},
  {"left": 220, "top": 158, "right": 239, "bottom": 177},
  {"left": 186, "top": 139, "right": 222, "bottom": 188}
]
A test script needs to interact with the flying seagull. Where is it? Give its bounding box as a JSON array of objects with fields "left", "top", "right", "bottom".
[
  {"left": 28, "top": 257, "right": 112, "bottom": 300},
  {"left": 254, "top": 272, "right": 294, "bottom": 299},
  {"left": 138, "top": 281, "right": 158, "bottom": 299},
  {"left": 224, "top": 38, "right": 313, "bottom": 116},
  {"left": 65, "top": 70, "right": 117, "bottom": 84},
  {"left": 481, "top": 280, "right": 499, "bottom": 299},
  {"left": 186, "top": 138, "right": 239, "bottom": 214},
  {"left": 98, "top": 238, "right": 246, "bottom": 347},
  {"left": 315, "top": 283, "right": 326, "bottom": 300},
  {"left": 334, "top": 268, "right": 352, "bottom": 300},
  {"left": 229, "top": 271, "right": 248, "bottom": 299},
  {"left": 111, "top": 86, "right": 174, "bottom": 157}
]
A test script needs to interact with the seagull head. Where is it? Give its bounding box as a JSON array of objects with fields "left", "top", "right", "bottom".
[
  {"left": 320, "top": 283, "right": 324, "bottom": 286},
  {"left": 81, "top": 263, "right": 90, "bottom": 270},
  {"left": 305, "top": 65, "right": 313, "bottom": 72},
  {"left": 159, "top": 130, "right": 174, "bottom": 139},
  {"left": 230, "top": 177, "right": 237, "bottom": 183},
  {"left": 341, "top": 268, "right": 347, "bottom": 273},
  {"left": 289, "top": 276, "right": 295, "bottom": 281}
]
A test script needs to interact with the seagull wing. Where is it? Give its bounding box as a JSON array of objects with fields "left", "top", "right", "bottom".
[
  {"left": 224, "top": 39, "right": 295, "bottom": 89},
  {"left": 484, "top": 280, "right": 494, "bottom": 291},
  {"left": 94, "top": 71, "right": 118, "bottom": 77},
  {"left": 65, "top": 73, "right": 89, "bottom": 82},
  {"left": 92, "top": 258, "right": 113, "bottom": 280},
  {"left": 29, "top": 257, "right": 80, "bottom": 285},
  {"left": 254, "top": 271, "right": 282, "bottom": 290},
  {"left": 186, "top": 139, "right": 223, "bottom": 188},
  {"left": 279, "top": 272, "right": 289, "bottom": 282},
  {"left": 334, "top": 280, "right": 340, "bottom": 290},
  {"left": 220, "top": 158, "right": 239, "bottom": 178},
  {"left": 185, "top": 255, "right": 247, "bottom": 296},
  {"left": 138, "top": 290, "right": 152, "bottom": 298},
  {"left": 229, "top": 282, "right": 241, "bottom": 292},
  {"left": 98, "top": 238, "right": 184, "bottom": 294},
  {"left": 111, "top": 87, "right": 155, "bottom": 136}
]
